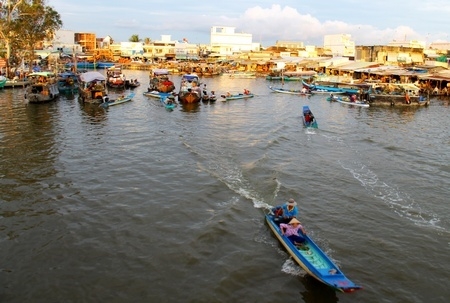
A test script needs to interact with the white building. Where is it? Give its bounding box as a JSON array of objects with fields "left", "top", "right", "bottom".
[
  {"left": 324, "top": 34, "right": 355, "bottom": 57},
  {"left": 47, "top": 29, "right": 83, "bottom": 54},
  {"left": 210, "top": 26, "right": 258, "bottom": 55}
]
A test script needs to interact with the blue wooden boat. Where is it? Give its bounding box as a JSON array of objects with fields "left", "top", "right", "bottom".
[
  {"left": 302, "top": 80, "right": 351, "bottom": 94},
  {"left": 143, "top": 90, "right": 173, "bottom": 99},
  {"left": 301, "top": 105, "right": 318, "bottom": 128},
  {"left": 65, "top": 62, "right": 99, "bottom": 69},
  {"left": 265, "top": 213, "right": 362, "bottom": 293},
  {"left": 100, "top": 92, "right": 135, "bottom": 108},
  {"left": 222, "top": 93, "right": 254, "bottom": 101},
  {"left": 57, "top": 72, "right": 79, "bottom": 94},
  {"left": 160, "top": 96, "right": 176, "bottom": 110}
]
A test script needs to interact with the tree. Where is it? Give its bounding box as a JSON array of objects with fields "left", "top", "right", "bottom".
[
  {"left": 129, "top": 34, "right": 141, "bottom": 42},
  {"left": 143, "top": 37, "right": 151, "bottom": 45},
  {"left": 0, "top": 0, "right": 62, "bottom": 73}
]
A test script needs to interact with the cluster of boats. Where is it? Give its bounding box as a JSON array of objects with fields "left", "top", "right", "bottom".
[{"left": 22, "top": 66, "right": 140, "bottom": 107}]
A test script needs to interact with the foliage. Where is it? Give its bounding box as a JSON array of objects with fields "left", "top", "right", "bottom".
[
  {"left": 0, "top": 0, "right": 62, "bottom": 71},
  {"left": 129, "top": 34, "right": 141, "bottom": 42}
]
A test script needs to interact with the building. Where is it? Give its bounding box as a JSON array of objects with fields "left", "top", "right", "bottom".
[
  {"left": 323, "top": 34, "right": 355, "bottom": 58},
  {"left": 210, "top": 26, "right": 258, "bottom": 56},
  {"left": 74, "top": 32, "right": 96, "bottom": 52}
]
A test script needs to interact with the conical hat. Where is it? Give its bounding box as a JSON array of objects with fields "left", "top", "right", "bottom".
[{"left": 289, "top": 218, "right": 301, "bottom": 224}]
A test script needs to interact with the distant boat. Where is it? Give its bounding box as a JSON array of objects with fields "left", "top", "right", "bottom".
[
  {"left": 148, "top": 69, "right": 175, "bottom": 93},
  {"left": 268, "top": 86, "right": 312, "bottom": 96},
  {"left": 97, "top": 61, "right": 116, "bottom": 69},
  {"left": 106, "top": 65, "right": 126, "bottom": 89},
  {"left": 66, "top": 62, "right": 98, "bottom": 69},
  {"left": 327, "top": 95, "right": 370, "bottom": 108},
  {"left": 222, "top": 93, "right": 255, "bottom": 101},
  {"left": 221, "top": 71, "right": 256, "bottom": 78}
]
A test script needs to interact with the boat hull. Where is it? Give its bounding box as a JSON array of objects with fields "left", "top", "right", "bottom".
[
  {"left": 269, "top": 86, "right": 312, "bottom": 96},
  {"left": 302, "top": 105, "right": 318, "bottom": 128},
  {"left": 100, "top": 92, "right": 135, "bottom": 108},
  {"left": 224, "top": 94, "right": 254, "bottom": 101},
  {"left": 265, "top": 214, "right": 361, "bottom": 293}
]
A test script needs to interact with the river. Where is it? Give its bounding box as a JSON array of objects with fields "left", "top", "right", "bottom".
[{"left": 1, "top": 70, "right": 449, "bottom": 303}]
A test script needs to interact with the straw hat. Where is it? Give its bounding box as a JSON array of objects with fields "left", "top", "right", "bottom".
[
  {"left": 286, "top": 198, "right": 297, "bottom": 207},
  {"left": 289, "top": 218, "right": 301, "bottom": 225}
]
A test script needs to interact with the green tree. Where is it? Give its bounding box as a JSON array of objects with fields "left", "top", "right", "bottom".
[
  {"left": 0, "top": 0, "right": 62, "bottom": 73},
  {"left": 129, "top": 34, "right": 141, "bottom": 42},
  {"left": 143, "top": 37, "right": 151, "bottom": 45}
]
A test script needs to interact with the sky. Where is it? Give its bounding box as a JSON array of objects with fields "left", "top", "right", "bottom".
[{"left": 47, "top": 0, "right": 450, "bottom": 46}]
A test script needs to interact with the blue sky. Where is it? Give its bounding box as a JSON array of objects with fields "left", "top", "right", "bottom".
[{"left": 48, "top": 0, "right": 450, "bottom": 46}]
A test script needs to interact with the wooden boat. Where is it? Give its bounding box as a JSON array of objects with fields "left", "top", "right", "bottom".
[
  {"left": 178, "top": 74, "right": 202, "bottom": 103},
  {"left": 149, "top": 69, "right": 175, "bottom": 93},
  {"left": 265, "top": 213, "right": 362, "bottom": 293},
  {"left": 125, "top": 79, "right": 140, "bottom": 89},
  {"left": 222, "top": 93, "right": 255, "bottom": 101},
  {"left": 24, "top": 72, "right": 60, "bottom": 103},
  {"left": 269, "top": 86, "right": 312, "bottom": 96},
  {"left": 160, "top": 96, "right": 176, "bottom": 110},
  {"left": 57, "top": 72, "right": 79, "bottom": 94},
  {"left": 302, "top": 105, "right": 318, "bottom": 128},
  {"left": 327, "top": 95, "right": 370, "bottom": 108},
  {"left": 0, "top": 76, "right": 6, "bottom": 89},
  {"left": 78, "top": 71, "right": 108, "bottom": 103},
  {"left": 106, "top": 65, "right": 126, "bottom": 89},
  {"left": 368, "top": 83, "right": 429, "bottom": 106},
  {"left": 100, "top": 92, "right": 135, "bottom": 108},
  {"left": 65, "top": 62, "right": 98, "bottom": 69},
  {"left": 302, "top": 80, "right": 361, "bottom": 94},
  {"left": 221, "top": 71, "right": 256, "bottom": 78},
  {"left": 143, "top": 90, "right": 174, "bottom": 99},
  {"left": 97, "top": 61, "right": 116, "bottom": 69}
]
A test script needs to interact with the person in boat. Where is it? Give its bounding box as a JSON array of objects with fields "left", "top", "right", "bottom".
[
  {"left": 203, "top": 84, "right": 208, "bottom": 95},
  {"left": 304, "top": 111, "right": 314, "bottom": 124},
  {"left": 405, "top": 92, "right": 411, "bottom": 104},
  {"left": 226, "top": 91, "right": 231, "bottom": 97},
  {"left": 209, "top": 91, "right": 216, "bottom": 99},
  {"left": 280, "top": 218, "right": 306, "bottom": 246},
  {"left": 350, "top": 94, "right": 357, "bottom": 102},
  {"left": 244, "top": 88, "right": 250, "bottom": 95},
  {"left": 271, "top": 198, "right": 299, "bottom": 224}
]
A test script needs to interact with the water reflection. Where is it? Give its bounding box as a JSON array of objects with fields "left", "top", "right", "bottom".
[
  {"left": 78, "top": 101, "right": 107, "bottom": 123},
  {"left": 180, "top": 102, "right": 201, "bottom": 112}
]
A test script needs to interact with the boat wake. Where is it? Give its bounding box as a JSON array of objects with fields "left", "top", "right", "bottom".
[{"left": 339, "top": 158, "right": 445, "bottom": 232}]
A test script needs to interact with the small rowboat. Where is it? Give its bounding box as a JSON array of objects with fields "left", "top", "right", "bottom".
[
  {"left": 265, "top": 213, "right": 362, "bottom": 293},
  {"left": 143, "top": 90, "right": 174, "bottom": 99},
  {"left": 160, "top": 96, "right": 176, "bottom": 110},
  {"left": 222, "top": 93, "right": 254, "bottom": 101},
  {"left": 301, "top": 105, "right": 318, "bottom": 128},
  {"left": 327, "top": 95, "right": 369, "bottom": 108},
  {"left": 268, "top": 86, "right": 312, "bottom": 96},
  {"left": 100, "top": 92, "right": 135, "bottom": 108}
]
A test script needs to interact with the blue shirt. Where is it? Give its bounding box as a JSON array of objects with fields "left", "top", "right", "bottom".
[{"left": 281, "top": 204, "right": 298, "bottom": 218}]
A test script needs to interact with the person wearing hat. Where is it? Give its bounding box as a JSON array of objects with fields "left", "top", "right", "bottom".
[
  {"left": 280, "top": 218, "right": 306, "bottom": 246},
  {"left": 271, "top": 198, "right": 299, "bottom": 224}
]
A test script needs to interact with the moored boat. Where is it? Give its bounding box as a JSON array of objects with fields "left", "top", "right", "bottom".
[
  {"left": 221, "top": 71, "right": 256, "bottom": 78},
  {"left": 149, "top": 69, "right": 175, "bottom": 93},
  {"left": 65, "top": 62, "right": 98, "bottom": 69},
  {"left": 368, "top": 83, "right": 429, "bottom": 106},
  {"left": 106, "top": 65, "right": 126, "bottom": 89},
  {"left": 100, "top": 92, "right": 135, "bottom": 108},
  {"left": 302, "top": 80, "right": 361, "bottom": 94},
  {"left": 24, "top": 72, "right": 60, "bottom": 103},
  {"left": 327, "top": 94, "right": 370, "bottom": 108},
  {"left": 301, "top": 105, "right": 318, "bottom": 128},
  {"left": 0, "top": 76, "right": 6, "bottom": 89},
  {"left": 160, "top": 96, "right": 177, "bottom": 110},
  {"left": 265, "top": 213, "right": 362, "bottom": 293},
  {"left": 57, "top": 71, "right": 79, "bottom": 94},
  {"left": 269, "top": 86, "right": 312, "bottom": 96},
  {"left": 222, "top": 92, "right": 254, "bottom": 101},
  {"left": 78, "top": 71, "right": 108, "bottom": 103},
  {"left": 178, "top": 74, "right": 202, "bottom": 103}
]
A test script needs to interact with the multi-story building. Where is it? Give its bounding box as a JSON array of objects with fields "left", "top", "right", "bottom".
[
  {"left": 74, "top": 32, "right": 96, "bottom": 52},
  {"left": 210, "top": 26, "right": 259, "bottom": 56},
  {"left": 324, "top": 34, "right": 355, "bottom": 58}
]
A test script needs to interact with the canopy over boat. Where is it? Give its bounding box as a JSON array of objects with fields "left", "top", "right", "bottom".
[
  {"left": 152, "top": 69, "right": 170, "bottom": 75},
  {"left": 79, "top": 71, "right": 106, "bottom": 83},
  {"left": 181, "top": 74, "right": 199, "bottom": 81}
]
